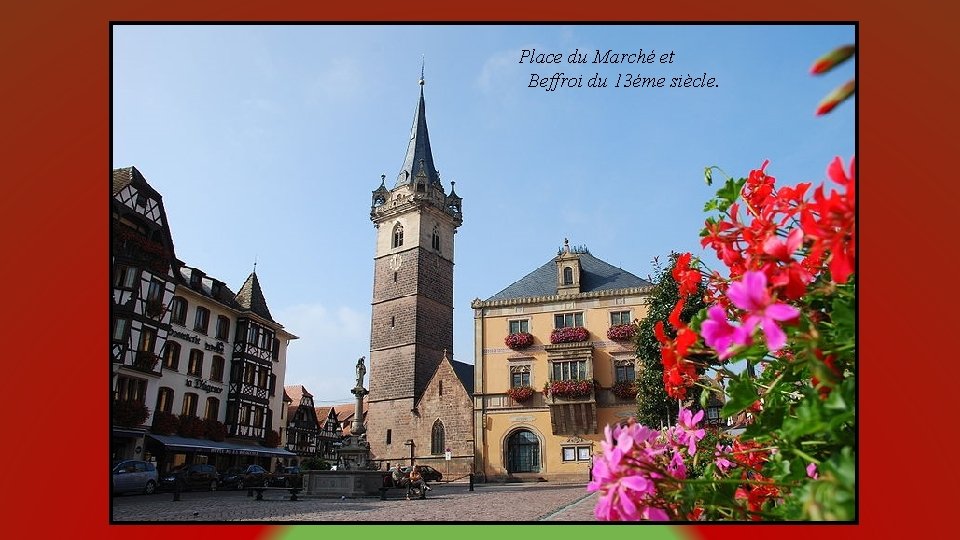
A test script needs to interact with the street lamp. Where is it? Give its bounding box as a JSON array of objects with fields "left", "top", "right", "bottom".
[{"left": 403, "top": 439, "right": 415, "bottom": 466}]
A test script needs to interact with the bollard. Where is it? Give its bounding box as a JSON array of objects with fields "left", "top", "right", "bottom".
[
  {"left": 247, "top": 487, "right": 253, "bottom": 498},
  {"left": 173, "top": 480, "right": 181, "bottom": 502},
  {"left": 468, "top": 473, "right": 474, "bottom": 492}
]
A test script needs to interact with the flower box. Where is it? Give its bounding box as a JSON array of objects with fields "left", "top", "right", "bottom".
[
  {"left": 151, "top": 411, "right": 180, "bottom": 435},
  {"left": 547, "top": 379, "right": 594, "bottom": 399},
  {"left": 550, "top": 326, "right": 589, "bottom": 344},
  {"left": 113, "top": 400, "right": 150, "bottom": 427},
  {"left": 507, "top": 385, "right": 535, "bottom": 402},
  {"left": 145, "top": 298, "right": 165, "bottom": 318},
  {"left": 607, "top": 324, "right": 636, "bottom": 341},
  {"left": 611, "top": 381, "right": 638, "bottom": 400},
  {"left": 134, "top": 350, "right": 160, "bottom": 372},
  {"left": 504, "top": 332, "right": 535, "bottom": 350}
]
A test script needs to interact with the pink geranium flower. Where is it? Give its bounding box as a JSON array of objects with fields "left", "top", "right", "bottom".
[
  {"left": 674, "top": 408, "right": 706, "bottom": 455},
  {"left": 715, "top": 444, "right": 733, "bottom": 474},
  {"left": 700, "top": 305, "right": 750, "bottom": 360},
  {"left": 588, "top": 422, "right": 670, "bottom": 521},
  {"left": 727, "top": 271, "right": 800, "bottom": 351}
]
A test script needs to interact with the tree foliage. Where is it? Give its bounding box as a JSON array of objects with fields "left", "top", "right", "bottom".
[{"left": 635, "top": 253, "right": 707, "bottom": 427}]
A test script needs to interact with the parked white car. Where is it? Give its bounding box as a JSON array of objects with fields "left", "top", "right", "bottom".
[{"left": 112, "top": 459, "right": 158, "bottom": 495}]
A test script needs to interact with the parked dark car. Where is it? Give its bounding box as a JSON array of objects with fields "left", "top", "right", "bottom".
[
  {"left": 384, "top": 465, "right": 442, "bottom": 487},
  {"left": 217, "top": 464, "right": 270, "bottom": 490},
  {"left": 402, "top": 464, "right": 443, "bottom": 482},
  {"left": 267, "top": 466, "right": 304, "bottom": 488},
  {"left": 159, "top": 463, "right": 220, "bottom": 491},
  {"left": 112, "top": 459, "right": 158, "bottom": 495}
]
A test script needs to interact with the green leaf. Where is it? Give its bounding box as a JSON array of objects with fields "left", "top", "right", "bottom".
[
  {"left": 720, "top": 374, "right": 757, "bottom": 416},
  {"left": 831, "top": 294, "right": 855, "bottom": 339}
]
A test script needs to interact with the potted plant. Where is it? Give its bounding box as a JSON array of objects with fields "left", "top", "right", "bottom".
[
  {"left": 203, "top": 418, "right": 227, "bottom": 442},
  {"left": 504, "top": 332, "right": 535, "bottom": 350},
  {"left": 548, "top": 379, "right": 594, "bottom": 399},
  {"left": 134, "top": 350, "right": 160, "bottom": 371},
  {"left": 507, "top": 385, "right": 535, "bottom": 402},
  {"left": 113, "top": 400, "right": 150, "bottom": 427},
  {"left": 264, "top": 429, "right": 281, "bottom": 448},
  {"left": 177, "top": 414, "right": 205, "bottom": 438},
  {"left": 611, "top": 380, "right": 638, "bottom": 400},
  {"left": 550, "top": 326, "right": 589, "bottom": 344},
  {"left": 151, "top": 410, "right": 180, "bottom": 435},
  {"left": 607, "top": 324, "right": 636, "bottom": 341},
  {"left": 145, "top": 297, "right": 165, "bottom": 318}
]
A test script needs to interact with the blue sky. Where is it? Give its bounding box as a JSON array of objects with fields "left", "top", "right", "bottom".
[{"left": 112, "top": 24, "right": 855, "bottom": 404}]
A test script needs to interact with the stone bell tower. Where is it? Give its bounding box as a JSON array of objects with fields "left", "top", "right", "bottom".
[{"left": 366, "top": 72, "right": 463, "bottom": 464}]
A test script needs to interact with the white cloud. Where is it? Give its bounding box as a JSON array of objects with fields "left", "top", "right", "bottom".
[
  {"left": 477, "top": 47, "right": 531, "bottom": 98},
  {"left": 275, "top": 301, "right": 369, "bottom": 406}
]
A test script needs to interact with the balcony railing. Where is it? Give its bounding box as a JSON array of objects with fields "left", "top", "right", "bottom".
[{"left": 545, "top": 379, "right": 595, "bottom": 404}]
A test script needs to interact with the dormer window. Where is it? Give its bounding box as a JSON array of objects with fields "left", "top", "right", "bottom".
[
  {"left": 563, "top": 267, "right": 574, "bottom": 285},
  {"left": 190, "top": 271, "right": 202, "bottom": 289},
  {"left": 392, "top": 224, "right": 404, "bottom": 248}
]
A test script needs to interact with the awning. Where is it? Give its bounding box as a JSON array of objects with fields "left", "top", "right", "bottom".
[
  {"left": 112, "top": 427, "right": 149, "bottom": 437},
  {"left": 147, "top": 434, "right": 296, "bottom": 458}
]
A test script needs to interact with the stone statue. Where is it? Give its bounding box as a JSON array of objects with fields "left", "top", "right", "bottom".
[{"left": 355, "top": 356, "right": 366, "bottom": 388}]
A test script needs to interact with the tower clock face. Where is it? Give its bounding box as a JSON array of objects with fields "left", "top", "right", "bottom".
[{"left": 389, "top": 253, "right": 402, "bottom": 271}]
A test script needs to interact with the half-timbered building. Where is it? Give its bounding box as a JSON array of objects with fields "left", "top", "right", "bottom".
[
  {"left": 112, "top": 166, "right": 298, "bottom": 472},
  {"left": 315, "top": 406, "right": 344, "bottom": 462},
  {"left": 284, "top": 385, "right": 321, "bottom": 463},
  {"left": 111, "top": 167, "right": 178, "bottom": 463}
]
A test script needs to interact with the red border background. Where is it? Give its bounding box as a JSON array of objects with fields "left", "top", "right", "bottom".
[{"left": 3, "top": 1, "right": 949, "bottom": 538}]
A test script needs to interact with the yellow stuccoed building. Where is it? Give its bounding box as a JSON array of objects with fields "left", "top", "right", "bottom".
[{"left": 471, "top": 241, "right": 653, "bottom": 483}]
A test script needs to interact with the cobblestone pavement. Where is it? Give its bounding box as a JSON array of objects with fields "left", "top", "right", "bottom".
[{"left": 112, "top": 482, "right": 600, "bottom": 522}]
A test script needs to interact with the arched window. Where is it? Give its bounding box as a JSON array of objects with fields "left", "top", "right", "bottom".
[
  {"left": 506, "top": 430, "right": 540, "bottom": 473},
  {"left": 162, "top": 341, "right": 180, "bottom": 371},
  {"left": 563, "top": 266, "right": 574, "bottom": 285},
  {"left": 392, "top": 224, "right": 404, "bottom": 248},
  {"left": 205, "top": 397, "right": 220, "bottom": 420},
  {"left": 210, "top": 355, "right": 225, "bottom": 382},
  {"left": 156, "top": 387, "right": 174, "bottom": 414},
  {"left": 182, "top": 393, "right": 198, "bottom": 417},
  {"left": 432, "top": 225, "right": 440, "bottom": 250},
  {"left": 431, "top": 420, "right": 445, "bottom": 455}
]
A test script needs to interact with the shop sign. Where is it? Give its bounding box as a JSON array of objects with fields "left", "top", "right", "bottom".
[
  {"left": 185, "top": 378, "right": 224, "bottom": 394},
  {"left": 170, "top": 329, "right": 201, "bottom": 344}
]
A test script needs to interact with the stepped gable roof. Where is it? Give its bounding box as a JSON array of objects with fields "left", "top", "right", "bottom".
[
  {"left": 485, "top": 251, "right": 652, "bottom": 302},
  {"left": 235, "top": 271, "right": 273, "bottom": 321}
]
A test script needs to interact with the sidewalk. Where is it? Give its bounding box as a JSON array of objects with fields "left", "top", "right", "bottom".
[{"left": 112, "top": 482, "right": 599, "bottom": 522}]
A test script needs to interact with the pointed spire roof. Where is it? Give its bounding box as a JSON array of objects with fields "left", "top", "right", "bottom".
[
  {"left": 235, "top": 271, "right": 274, "bottom": 321},
  {"left": 395, "top": 76, "right": 440, "bottom": 188}
]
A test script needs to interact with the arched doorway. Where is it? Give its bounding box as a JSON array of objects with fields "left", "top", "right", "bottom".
[{"left": 506, "top": 429, "right": 540, "bottom": 473}]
